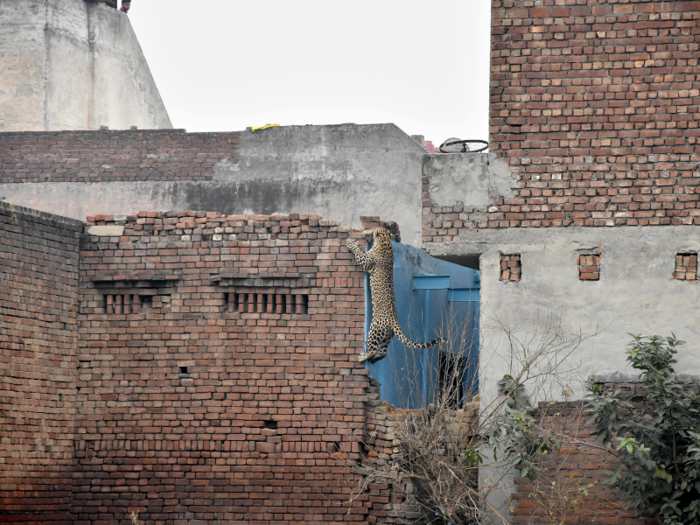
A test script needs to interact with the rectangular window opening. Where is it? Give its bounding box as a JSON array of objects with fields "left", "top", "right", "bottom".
[
  {"left": 500, "top": 254, "right": 521, "bottom": 282},
  {"left": 577, "top": 251, "right": 601, "bottom": 281},
  {"left": 675, "top": 252, "right": 697, "bottom": 281},
  {"left": 140, "top": 295, "right": 153, "bottom": 307}
]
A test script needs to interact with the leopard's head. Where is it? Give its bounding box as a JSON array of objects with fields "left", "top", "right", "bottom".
[{"left": 372, "top": 227, "right": 392, "bottom": 248}]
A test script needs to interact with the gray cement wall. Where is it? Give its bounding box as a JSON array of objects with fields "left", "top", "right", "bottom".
[
  {"left": 0, "top": 124, "right": 426, "bottom": 242},
  {"left": 427, "top": 226, "right": 700, "bottom": 403},
  {"left": 0, "top": 0, "right": 171, "bottom": 131},
  {"left": 427, "top": 225, "right": 700, "bottom": 522},
  {"left": 1, "top": 126, "right": 498, "bottom": 246},
  {"left": 426, "top": 153, "right": 515, "bottom": 210}
]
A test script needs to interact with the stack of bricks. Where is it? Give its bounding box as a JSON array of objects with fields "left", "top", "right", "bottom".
[
  {"left": 359, "top": 215, "right": 401, "bottom": 242},
  {"left": 423, "top": 0, "right": 700, "bottom": 243},
  {"left": 500, "top": 254, "right": 522, "bottom": 282},
  {"left": 361, "top": 379, "right": 480, "bottom": 523},
  {"left": 577, "top": 252, "right": 602, "bottom": 281},
  {"left": 674, "top": 252, "right": 698, "bottom": 280},
  {"left": 0, "top": 129, "right": 239, "bottom": 183},
  {"left": 0, "top": 202, "right": 82, "bottom": 524},
  {"left": 74, "top": 210, "right": 403, "bottom": 524}
]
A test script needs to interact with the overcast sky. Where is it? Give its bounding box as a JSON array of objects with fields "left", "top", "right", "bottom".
[{"left": 129, "top": 1, "right": 491, "bottom": 146}]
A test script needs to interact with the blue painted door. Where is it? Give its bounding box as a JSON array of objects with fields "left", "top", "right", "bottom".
[{"left": 365, "top": 242, "right": 480, "bottom": 409}]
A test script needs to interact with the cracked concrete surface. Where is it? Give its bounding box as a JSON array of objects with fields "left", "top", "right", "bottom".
[{"left": 0, "top": 0, "right": 170, "bottom": 131}]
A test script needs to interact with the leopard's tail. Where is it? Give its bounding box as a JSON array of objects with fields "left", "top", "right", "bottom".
[{"left": 393, "top": 324, "right": 446, "bottom": 349}]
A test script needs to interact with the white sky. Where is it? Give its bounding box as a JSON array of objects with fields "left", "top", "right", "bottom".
[{"left": 129, "top": 1, "right": 491, "bottom": 146}]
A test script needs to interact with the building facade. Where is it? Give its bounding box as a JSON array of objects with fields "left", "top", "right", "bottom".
[{"left": 1, "top": 0, "right": 699, "bottom": 523}]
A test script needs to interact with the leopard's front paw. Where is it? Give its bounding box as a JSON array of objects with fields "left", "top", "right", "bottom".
[
  {"left": 347, "top": 239, "right": 358, "bottom": 250},
  {"left": 358, "top": 352, "right": 372, "bottom": 363}
]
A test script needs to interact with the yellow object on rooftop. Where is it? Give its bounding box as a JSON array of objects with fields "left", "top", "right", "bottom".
[{"left": 251, "top": 124, "right": 280, "bottom": 132}]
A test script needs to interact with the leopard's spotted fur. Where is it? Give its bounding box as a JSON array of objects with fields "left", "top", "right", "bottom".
[{"left": 347, "top": 227, "right": 446, "bottom": 364}]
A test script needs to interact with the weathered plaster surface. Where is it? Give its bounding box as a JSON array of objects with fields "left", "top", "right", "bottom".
[
  {"left": 0, "top": 0, "right": 48, "bottom": 130},
  {"left": 426, "top": 226, "right": 700, "bottom": 404},
  {"left": 426, "top": 153, "right": 515, "bottom": 209},
  {"left": 0, "top": 0, "right": 171, "bottom": 131},
  {"left": 0, "top": 124, "right": 434, "bottom": 245},
  {"left": 203, "top": 125, "right": 428, "bottom": 245},
  {"left": 1, "top": 180, "right": 180, "bottom": 221}
]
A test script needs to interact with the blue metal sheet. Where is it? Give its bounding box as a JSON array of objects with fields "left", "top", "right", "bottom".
[
  {"left": 412, "top": 275, "right": 451, "bottom": 290},
  {"left": 448, "top": 289, "right": 480, "bottom": 302},
  {"left": 364, "top": 242, "right": 480, "bottom": 409}
]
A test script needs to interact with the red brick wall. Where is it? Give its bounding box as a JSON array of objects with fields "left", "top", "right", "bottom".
[
  {"left": 0, "top": 130, "right": 238, "bottom": 184},
  {"left": 73, "top": 211, "right": 400, "bottom": 524},
  {"left": 511, "top": 395, "right": 656, "bottom": 525},
  {"left": 0, "top": 202, "right": 81, "bottom": 523},
  {"left": 423, "top": 0, "right": 700, "bottom": 242}
]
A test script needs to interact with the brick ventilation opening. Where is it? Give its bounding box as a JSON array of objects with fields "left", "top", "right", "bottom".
[
  {"left": 226, "top": 292, "right": 308, "bottom": 314},
  {"left": 577, "top": 253, "right": 601, "bottom": 281},
  {"left": 674, "top": 253, "right": 698, "bottom": 281},
  {"left": 92, "top": 277, "right": 176, "bottom": 317},
  {"left": 104, "top": 294, "right": 147, "bottom": 314},
  {"left": 500, "top": 254, "right": 521, "bottom": 282}
]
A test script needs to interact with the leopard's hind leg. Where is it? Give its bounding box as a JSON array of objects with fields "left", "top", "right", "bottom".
[
  {"left": 368, "top": 330, "right": 393, "bottom": 363},
  {"left": 359, "top": 323, "right": 392, "bottom": 363}
]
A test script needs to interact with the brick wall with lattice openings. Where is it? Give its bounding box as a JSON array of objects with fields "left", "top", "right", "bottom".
[
  {"left": 226, "top": 291, "right": 308, "bottom": 314},
  {"left": 104, "top": 293, "right": 152, "bottom": 314},
  {"left": 73, "top": 211, "right": 413, "bottom": 524},
  {"left": 83, "top": 275, "right": 179, "bottom": 317}
]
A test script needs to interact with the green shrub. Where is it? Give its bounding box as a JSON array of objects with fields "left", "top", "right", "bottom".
[
  {"left": 587, "top": 335, "right": 700, "bottom": 525},
  {"left": 490, "top": 375, "right": 561, "bottom": 480}
]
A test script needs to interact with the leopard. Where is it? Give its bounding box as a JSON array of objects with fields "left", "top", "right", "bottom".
[{"left": 347, "top": 227, "right": 447, "bottom": 363}]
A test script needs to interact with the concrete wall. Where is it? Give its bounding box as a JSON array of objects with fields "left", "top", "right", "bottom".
[
  {"left": 0, "top": 0, "right": 171, "bottom": 131},
  {"left": 0, "top": 125, "right": 476, "bottom": 246},
  {"left": 425, "top": 152, "right": 514, "bottom": 211},
  {"left": 426, "top": 225, "right": 700, "bottom": 522},
  {"left": 427, "top": 226, "right": 700, "bottom": 403},
  {"left": 203, "top": 124, "right": 428, "bottom": 245}
]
